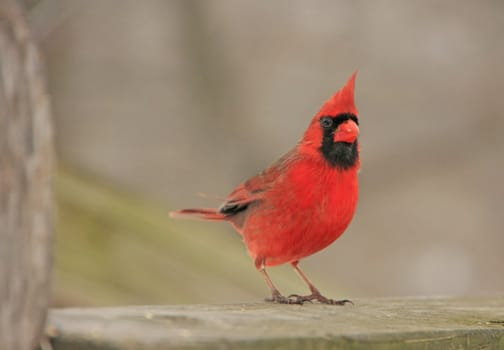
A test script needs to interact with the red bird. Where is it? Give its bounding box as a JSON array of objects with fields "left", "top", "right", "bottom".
[{"left": 171, "top": 73, "right": 360, "bottom": 304}]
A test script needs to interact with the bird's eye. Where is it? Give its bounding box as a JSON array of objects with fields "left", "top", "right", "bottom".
[{"left": 320, "top": 117, "right": 333, "bottom": 128}]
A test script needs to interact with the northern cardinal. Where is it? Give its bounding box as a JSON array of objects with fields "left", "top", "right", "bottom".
[{"left": 171, "top": 73, "right": 360, "bottom": 304}]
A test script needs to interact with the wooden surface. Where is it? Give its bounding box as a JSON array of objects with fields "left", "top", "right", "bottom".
[
  {"left": 47, "top": 297, "right": 504, "bottom": 349},
  {"left": 0, "top": 1, "right": 53, "bottom": 350}
]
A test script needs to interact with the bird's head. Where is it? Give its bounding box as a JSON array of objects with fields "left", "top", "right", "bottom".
[{"left": 300, "top": 72, "right": 360, "bottom": 169}]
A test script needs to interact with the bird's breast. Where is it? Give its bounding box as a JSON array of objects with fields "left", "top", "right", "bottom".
[{"left": 243, "top": 159, "right": 359, "bottom": 266}]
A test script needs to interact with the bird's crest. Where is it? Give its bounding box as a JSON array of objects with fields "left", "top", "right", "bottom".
[{"left": 316, "top": 71, "right": 358, "bottom": 118}]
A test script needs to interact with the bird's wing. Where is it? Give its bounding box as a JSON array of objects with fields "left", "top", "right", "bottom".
[{"left": 218, "top": 148, "right": 297, "bottom": 216}]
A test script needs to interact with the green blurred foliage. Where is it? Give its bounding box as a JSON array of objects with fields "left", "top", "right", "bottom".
[{"left": 53, "top": 166, "right": 307, "bottom": 306}]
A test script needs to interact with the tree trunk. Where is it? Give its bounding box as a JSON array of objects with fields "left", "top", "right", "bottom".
[{"left": 0, "top": 1, "right": 53, "bottom": 349}]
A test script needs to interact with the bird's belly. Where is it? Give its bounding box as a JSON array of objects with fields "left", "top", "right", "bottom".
[{"left": 243, "top": 192, "right": 357, "bottom": 266}]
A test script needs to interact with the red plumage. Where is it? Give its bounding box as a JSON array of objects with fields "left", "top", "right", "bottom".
[{"left": 171, "top": 72, "right": 360, "bottom": 304}]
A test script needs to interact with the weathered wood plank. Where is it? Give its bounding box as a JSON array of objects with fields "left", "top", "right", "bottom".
[{"left": 46, "top": 297, "right": 504, "bottom": 349}]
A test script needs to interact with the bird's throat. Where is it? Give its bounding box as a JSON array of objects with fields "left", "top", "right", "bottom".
[{"left": 320, "top": 140, "right": 359, "bottom": 169}]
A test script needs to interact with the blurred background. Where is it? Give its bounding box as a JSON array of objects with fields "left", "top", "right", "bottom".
[{"left": 30, "top": 0, "right": 503, "bottom": 306}]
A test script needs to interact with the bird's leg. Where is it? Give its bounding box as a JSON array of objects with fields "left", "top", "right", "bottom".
[
  {"left": 256, "top": 258, "right": 302, "bottom": 304},
  {"left": 289, "top": 261, "right": 353, "bottom": 305}
]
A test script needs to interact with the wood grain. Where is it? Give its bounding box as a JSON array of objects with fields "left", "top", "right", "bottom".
[{"left": 47, "top": 297, "right": 504, "bottom": 349}]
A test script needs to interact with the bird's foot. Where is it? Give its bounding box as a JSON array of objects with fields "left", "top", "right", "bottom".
[
  {"left": 265, "top": 290, "right": 304, "bottom": 304},
  {"left": 288, "top": 291, "right": 353, "bottom": 305}
]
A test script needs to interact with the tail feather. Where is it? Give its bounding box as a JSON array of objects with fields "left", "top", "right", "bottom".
[{"left": 169, "top": 208, "right": 226, "bottom": 221}]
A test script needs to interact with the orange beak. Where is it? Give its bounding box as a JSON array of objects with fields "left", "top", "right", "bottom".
[{"left": 333, "top": 120, "right": 359, "bottom": 143}]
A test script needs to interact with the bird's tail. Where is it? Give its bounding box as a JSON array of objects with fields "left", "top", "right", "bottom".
[{"left": 169, "top": 208, "right": 226, "bottom": 221}]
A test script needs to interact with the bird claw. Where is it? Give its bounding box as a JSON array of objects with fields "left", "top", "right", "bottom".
[
  {"left": 287, "top": 292, "right": 353, "bottom": 306},
  {"left": 265, "top": 289, "right": 353, "bottom": 306},
  {"left": 328, "top": 298, "right": 354, "bottom": 306},
  {"left": 287, "top": 294, "right": 313, "bottom": 304},
  {"left": 265, "top": 291, "right": 304, "bottom": 304}
]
